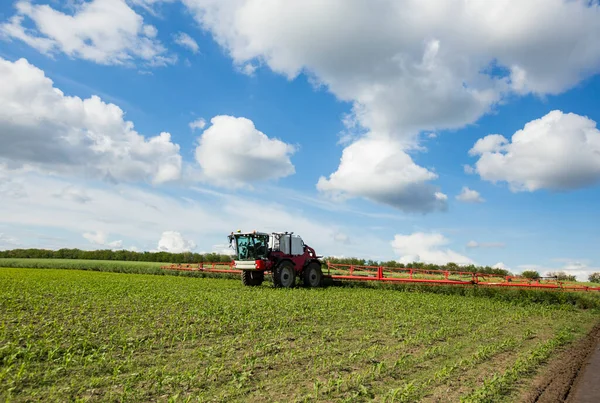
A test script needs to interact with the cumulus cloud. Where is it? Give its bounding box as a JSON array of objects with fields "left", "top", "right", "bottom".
[
  {"left": 82, "top": 230, "right": 123, "bottom": 249},
  {"left": 317, "top": 137, "right": 447, "bottom": 213},
  {"left": 181, "top": 0, "right": 600, "bottom": 210},
  {"left": 0, "top": 57, "right": 182, "bottom": 185},
  {"left": 157, "top": 231, "right": 196, "bottom": 253},
  {"left": 456, "top": 187, "right": 485, "bottom": 203},
  {"left": 0, "top": 0, "right": 175, "bottom": 67},
  {"left": 391, "top": 232, "right": 473, "bottom": 265},
  {"left": 194, "top": 115, "right": 297, "bottom": 187},
  {"left": 470, "top": 110, "right": 600, "bottom": 192},
  {"left": 173, "top": 32, "right": 199, "bottom": 53},
  {"left": 189, "top": 118, "right": 206, "bottom": 131}
]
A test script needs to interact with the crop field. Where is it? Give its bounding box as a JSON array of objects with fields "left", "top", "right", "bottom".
[
  {"left": 0, "top": 258, "right": 234, "bottom": 278},
  {"left": 1, "top": 268, "right": 599, "bottom": 402}
]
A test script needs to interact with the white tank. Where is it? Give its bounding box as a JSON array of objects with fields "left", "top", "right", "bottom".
[{"left": 270, "top": 233, "right": 304, "bottom": 255}]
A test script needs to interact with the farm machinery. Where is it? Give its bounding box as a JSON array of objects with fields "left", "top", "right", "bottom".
[
  {"left": 227, "top": 230, "right": 323, "bottom": 288},
  {"left": 161, "top": 230, "right": 600, "bottom": 292}
]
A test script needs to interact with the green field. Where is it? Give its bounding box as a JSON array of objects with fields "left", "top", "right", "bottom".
[
  {"left": 0, "top": 258, "right": 236, "bottom": 278},
  {"left": 1, "top": 268, "right": 599, "bottom": 402}
]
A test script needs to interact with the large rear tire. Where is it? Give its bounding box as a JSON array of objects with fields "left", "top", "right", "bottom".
[
  {"left": 273, "top": 261, "right": 296, "bottom": 288},
  {"left": 303, "top": 261, "right": 323, "bottom": 287}
]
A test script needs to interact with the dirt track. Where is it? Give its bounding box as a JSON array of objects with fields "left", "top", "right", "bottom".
[{"left": 519, "top": 323, "right": 600, "bottom": 403}]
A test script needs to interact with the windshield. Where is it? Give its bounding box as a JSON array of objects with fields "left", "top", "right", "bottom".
[{"left": 231, "top": 234, "right": 269, "bottom": 260}]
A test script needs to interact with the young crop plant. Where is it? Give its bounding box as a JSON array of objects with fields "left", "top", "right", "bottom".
[{"left": 0, "top": 267, "right": 598, "bottom": 402}]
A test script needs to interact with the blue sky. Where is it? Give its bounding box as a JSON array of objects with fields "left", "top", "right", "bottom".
[{"left": 1, "top": 0, "right": 600, "bottom": 279}]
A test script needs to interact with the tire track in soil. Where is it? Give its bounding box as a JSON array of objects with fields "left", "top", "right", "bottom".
[{"left": 519, "top": 323, "right": 600, "bottom": 403}]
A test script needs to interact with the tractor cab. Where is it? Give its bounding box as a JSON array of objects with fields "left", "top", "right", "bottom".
[{"left": 228, "top": 231, "right": 270, "bottom": 261}]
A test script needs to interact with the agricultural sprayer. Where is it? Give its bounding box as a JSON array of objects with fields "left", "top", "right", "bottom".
[{"left": 161, "top": 231, "right": 600, "bottom": 292}]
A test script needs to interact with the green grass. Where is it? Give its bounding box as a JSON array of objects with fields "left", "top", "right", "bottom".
[
  {"left": 4, "top": 258, "right": 600, "bottom": 310},
  {"left": 1, "top": 268, "right": 599, "bottom": 402},
  {"left": 0, "top": 258, "right": 236, "bottom": 278}
]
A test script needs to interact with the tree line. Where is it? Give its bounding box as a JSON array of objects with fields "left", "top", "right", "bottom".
[
  {"left": 0, "top": 248, "right": 233, "bottom": 264},
  {"left": 325, "top": 257, "right": 512, "bottom": 276},
  {"left": 3, "top": 248, "right": 598, "bottom": 282}
]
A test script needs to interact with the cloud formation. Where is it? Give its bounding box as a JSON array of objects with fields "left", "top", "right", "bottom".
[
  {"left": 391, "top": 232, "right": 473, "bottom": 265},
  {"left": 470, "top": 110, "right": 600, "bottom": 192},
  {"left": 0, "top": 57, "right": 182, "bottom": 185},
  {"left": 157, "top": 231, "right": 196, "bottom": 253},
  {"left": 317, "top": 137, "right": 447, "bottom": 212},
  {"left": 194, "top": 115, "right": 297, "bottom": 187},
  {"left": 456, "top": 187, "right": 485, "bottom": 203},
  {"left": 173, "top": 32, "right": 199, "bottom": 53},
  {"left": 0, "top": 0, "right": 175, "bottom": 66},
  {"left": 83, "top": 230, "right": 123, "bottom": 249},
  {"left": 182, "top": 0, "right": 600, "bottom": 210}
]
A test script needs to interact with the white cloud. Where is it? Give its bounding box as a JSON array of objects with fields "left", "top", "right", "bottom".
[
  {"left": 391, "top": 232, "right": 473, "bottom": 265},
  {"left": 492, "top": 262, "right": 510, "bottom": 271},
  {"left": 0, "top": 57, "right": 182, "bottom": 185},
  {"left": 469, "top": 134, "right": 508, "bottom": 156},
  {"left": 241, "top": 63, "right": 257, "bottom": 76},
  {"left": 317, "top": 137, "right": 447, "bottom": 212},
  {"left": 0, "top": 0, "right": 176, "bottom": 67},
  {"left": 466, "top": 241, "right": 505, "bottom": 249},
  {"left": 181, "top": 0, "right": 600, "bottom": 210},
  {"left": 173, "top": 32, "right": 199, "bottom": 53},
  {"left": 189, "top": 118, "right": 206, "bottom": 131},
  {"left": 0, "top": 170, "right": 395, "bottom": 261},
  {"left": 157, "top": 231, "right": 196, "bottom": 253},
  {"left": 194, "top": 115, "right": 297, "bottom": 187},
  {"left": 470, "top": 110, "right": 600, "bottom": 192},
  {"left": 82, "top": 230, "right": 123, "bottom": 249},
  {"left": 456, "top": 187, "right": 485, "bottom": 203}
]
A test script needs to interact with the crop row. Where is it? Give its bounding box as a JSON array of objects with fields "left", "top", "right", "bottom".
[{"left": 1, "top": 268, "right": 598, "bottom": 402}]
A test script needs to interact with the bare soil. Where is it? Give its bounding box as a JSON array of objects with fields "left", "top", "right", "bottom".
[{"left": 518, "top": 323, "right": 600, "bottom": 403}]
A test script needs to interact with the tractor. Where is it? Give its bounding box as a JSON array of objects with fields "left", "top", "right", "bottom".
[{"left": 227, "top": 230, "right": 323, "bottom": 288}]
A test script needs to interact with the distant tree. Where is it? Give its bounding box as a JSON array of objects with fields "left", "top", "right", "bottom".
[
  {"left": 547, "top": 271, "right": 577, "bottom": 282},
  {"left": 589, "top": 273, "right": 600, "bottom": 283},
  {"left": 521, "top": 270, "right": 540, "bottom": 279}
]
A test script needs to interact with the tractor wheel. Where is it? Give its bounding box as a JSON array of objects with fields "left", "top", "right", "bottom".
[
  {"left": 242, "top": 270, "right": 263, "bottom": 286},
  {"left": 273, "top": 261, "right": 296, "bottom": 288},
  {"left": 251, "top": 270, "right": 264, "bottom": 285},
  {"left": 241, "top": 270, "right": 253, "bottom": 286},
  {"left": 303, "top": 261, "right": 323, "bottom": 287}
]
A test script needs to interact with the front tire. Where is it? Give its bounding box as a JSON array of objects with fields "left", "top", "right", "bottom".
[
  {"left": 242, "top": 270, "right": 264, "bottom": 286},
  {"left": 273, "top": 261, "right": 296, "bottom": 288},
  {"left": 303, "top": 261, "right": 323, "bottom": 287}
]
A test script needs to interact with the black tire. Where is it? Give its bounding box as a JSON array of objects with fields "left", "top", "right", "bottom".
[
  {"left": 251, "top": 270, "right": 264, "bottom": 285},
  {"left": 241, "top": 270, "right": 253, "bottom": 286},
  {"left": 242, "top": 270, "right": 264, "bottom": 286},
  {"left": 303, "top": 261, "right": 323, "bottom": 287},
  {"left": 273, "top": 261, "right": 296, "bottom": 288}
]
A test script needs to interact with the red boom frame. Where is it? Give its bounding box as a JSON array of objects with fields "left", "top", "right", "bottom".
[{"left": 160, "top": 261, "right": 600, "bottom": 292}]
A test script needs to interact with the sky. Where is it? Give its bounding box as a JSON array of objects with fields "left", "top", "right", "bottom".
[{"left": 1, "top": 0, "right": 600, "bottom": 280}]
